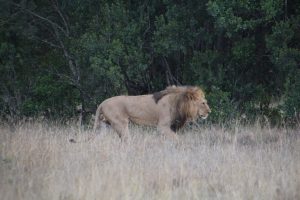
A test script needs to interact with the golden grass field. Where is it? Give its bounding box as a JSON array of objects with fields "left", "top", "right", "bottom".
[{"left": 0, "top": 121, "right": 299, "bottom": 200}]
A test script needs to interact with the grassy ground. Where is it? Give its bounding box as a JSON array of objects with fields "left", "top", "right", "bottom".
[{"left": 0, "top": 121, "right": 299, "bottom": 200}]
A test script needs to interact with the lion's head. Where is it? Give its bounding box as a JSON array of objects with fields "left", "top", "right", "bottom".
[{"left": 153, "top": 86, "right": 211, "bottom": 131}]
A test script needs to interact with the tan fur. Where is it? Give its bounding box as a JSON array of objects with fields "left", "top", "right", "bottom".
[{"left": 93, "top": 86, "right": 211, "bottom": 140}]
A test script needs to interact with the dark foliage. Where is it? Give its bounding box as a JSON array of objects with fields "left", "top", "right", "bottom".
[{"left": 0, "top": 0, "right": 299, "bottom": 124}]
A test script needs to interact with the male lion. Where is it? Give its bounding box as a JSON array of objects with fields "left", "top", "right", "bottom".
[{"left": 92, "top": 85, "right": 211, "bottom": 140}]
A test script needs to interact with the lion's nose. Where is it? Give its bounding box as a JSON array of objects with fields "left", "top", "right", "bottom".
[{"left": 208, "top": 108, "right": 211, "bottom": 113}]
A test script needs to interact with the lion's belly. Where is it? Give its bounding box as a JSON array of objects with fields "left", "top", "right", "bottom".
[
  {"left": 127, "top": 106, "right": 158, "bottom": 126},
  {"left": 129, "top": 115, "right": 157, "bottom": 126}
]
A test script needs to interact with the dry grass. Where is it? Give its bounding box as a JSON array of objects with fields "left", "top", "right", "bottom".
[{"left": 0, "top": 121, "right": 299, "bottom": 200}]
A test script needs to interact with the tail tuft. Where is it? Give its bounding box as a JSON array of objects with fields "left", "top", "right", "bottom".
[{"left": 69, "top": 138, "right": 76, "bottom": 143}]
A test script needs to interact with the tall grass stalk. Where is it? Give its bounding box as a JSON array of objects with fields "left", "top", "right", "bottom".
[{"left": 0, "top": 121, "right": 299, "bottom": 200}]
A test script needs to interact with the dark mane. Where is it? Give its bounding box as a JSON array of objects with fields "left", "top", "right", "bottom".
[
  {"left": 170, "top": 116, "right": 186, "bottom": 132},
  {"left": 152, "top": 91, "right": 164, "bottom": 103}
]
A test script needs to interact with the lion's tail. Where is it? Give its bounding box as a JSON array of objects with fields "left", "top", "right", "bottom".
[
  {"left": 69, "top": 104, "right": 103, "bottom": 143},
  {"left": 93, "top": 104, "right": 103, "bottom": 133}
]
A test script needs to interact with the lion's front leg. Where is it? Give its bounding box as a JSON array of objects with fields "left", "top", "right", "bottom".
[{"left": 157, "top": 123, "right": 179, "bottom": 142}]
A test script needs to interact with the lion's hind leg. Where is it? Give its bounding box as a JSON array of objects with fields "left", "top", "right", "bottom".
[
  {"left": 99, "top": 105, "right": 130, "bottom": 141},
  {"left": 110, "top": 118, "right": 130, "bottom": 141}
]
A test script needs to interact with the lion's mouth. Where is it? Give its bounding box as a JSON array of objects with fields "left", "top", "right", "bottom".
[{"left": 200, "top": 114, "right": 208, "bottom": 119}]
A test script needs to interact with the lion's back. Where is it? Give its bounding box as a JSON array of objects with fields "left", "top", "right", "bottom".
[{"left": 100, "top": 95, "right": 163, "bottom": 126}]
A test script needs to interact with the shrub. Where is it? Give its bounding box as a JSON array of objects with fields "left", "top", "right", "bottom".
[
  {"left": 283, "top": 70, "right": 300, "bottom": 124},
  {"left": 206, "top": 87, "right": 236, "bottom": 123}
]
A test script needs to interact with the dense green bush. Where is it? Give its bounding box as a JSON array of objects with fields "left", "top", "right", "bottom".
[
  {"left": 21, "top": 75, "right": 80, "bottom": 118},
  {"left": 206, "top": 87, "right": 236, "bottom": 123},
  {"left": 283, "top": 70, "right": 300, "bottom": 124},
  {"left": 0, "top": 0, "right": 300, "bottom": 126}
]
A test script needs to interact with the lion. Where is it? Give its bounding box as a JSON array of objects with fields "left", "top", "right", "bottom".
[{"left": 92, "top": 85, "right": 211, "bottom": 140}]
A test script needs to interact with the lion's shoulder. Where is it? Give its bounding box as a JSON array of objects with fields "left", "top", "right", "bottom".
[{"left": 153, "top": 85, "right": 206, "bottom": 131}]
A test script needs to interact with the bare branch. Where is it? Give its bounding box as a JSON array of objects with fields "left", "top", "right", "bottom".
[
  {"left": 35, "top": 37, "right": 62, "bottom": 48},
  {"left": 11, "top": 2, "right": 68, "bottom": 36},
  {"left": 162, "top": 57, "right": 180, "bottom": 85},
  {"left": 50, "top": 0, "right": 70, "bottom": 35}
]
